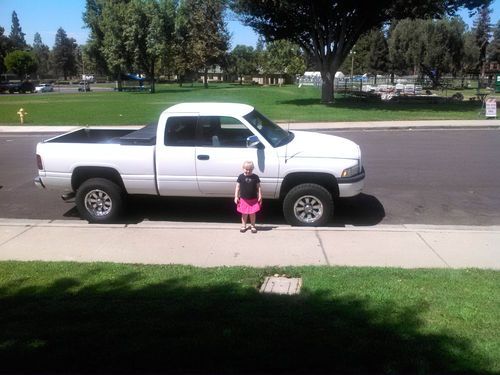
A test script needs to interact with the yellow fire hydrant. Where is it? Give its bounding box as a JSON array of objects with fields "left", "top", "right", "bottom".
[{"left": 17, "top": 108, "right": 28, "bottom": 124}]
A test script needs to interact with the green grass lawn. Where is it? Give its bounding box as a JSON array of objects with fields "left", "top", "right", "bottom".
[
  {"left": 0, "top": 83, "right": 489, "bottom": 125},
  {"left": 0, "top": 261, "right": 498, "bottom": 374}
]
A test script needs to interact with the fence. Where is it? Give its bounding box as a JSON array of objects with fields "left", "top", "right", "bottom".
[{"left": 297, "top": 73, "right": 497, "bottom": 99}]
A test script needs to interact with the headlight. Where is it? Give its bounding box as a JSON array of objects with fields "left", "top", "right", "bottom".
[{"left": 341, "top": 161, "right": 360, "bottom": 178}]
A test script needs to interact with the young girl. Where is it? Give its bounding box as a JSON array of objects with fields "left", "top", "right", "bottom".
[{"left": 234, "top": 160, "right": 262, "bottom": 233}]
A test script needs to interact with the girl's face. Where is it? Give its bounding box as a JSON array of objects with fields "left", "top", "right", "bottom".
[{"left": 243, "top": 165, "right": 254, "bottom": 176}]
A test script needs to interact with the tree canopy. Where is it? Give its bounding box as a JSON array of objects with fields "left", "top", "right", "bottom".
[
  {"left": 52, "top": 27, "right": 78, "bottom": 80},
  {"left": 232, "top": 0, "right": 492, "bottom": 103},
  {"left": 9, "top": 11, "right": 27, "bottom": 50},
  {"left": 4, "top": 50, "right": 37, "bottom": 79}
]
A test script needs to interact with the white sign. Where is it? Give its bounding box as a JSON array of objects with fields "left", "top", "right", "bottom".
[{"left": 486, "top": 98, "right": 497, "bottom": 118}]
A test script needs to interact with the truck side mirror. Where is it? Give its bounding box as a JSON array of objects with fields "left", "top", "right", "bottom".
[{"left": 246, "top": 135, "right": 264, "bottom": 149}]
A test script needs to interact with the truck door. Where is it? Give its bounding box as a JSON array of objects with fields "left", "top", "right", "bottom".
[
  {"left": 156, "top": 115, "right": 202, "bottom": 196},
  {"left": 195, "top": 116, "right": 279, "bottom": 198}
]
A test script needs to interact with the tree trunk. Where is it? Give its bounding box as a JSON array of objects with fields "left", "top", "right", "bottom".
[
  {"left": 320, "top": 69, "right": 334, "bottom": 104},
  {"left": 204, "top": 68, "right": 208, "bottom": 88},
  {"left": 150, "top": 60, "right": 155, "bottom": 94},
  {"left": 420, "top": 64, "right": 440, "bottom": 88}
]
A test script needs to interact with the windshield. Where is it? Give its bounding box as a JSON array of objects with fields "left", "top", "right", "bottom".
[{"left": 244, "top": 110, "right": 294, "bottom": 147}]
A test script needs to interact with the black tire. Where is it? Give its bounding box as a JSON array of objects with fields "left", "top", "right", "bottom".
[
  {"left": 75, "top": 178, "right": 124, "bottom": 223},
  {"left": 283, "top": 183, "right": 333, "bottom": 226}
]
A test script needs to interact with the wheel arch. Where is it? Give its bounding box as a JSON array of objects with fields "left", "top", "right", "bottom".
[
  {"left": 72, "top": 166, "right": 126, "bottom": 193},
  {"left": 279, "top": 172, "right": 339, "bottom": 200}
]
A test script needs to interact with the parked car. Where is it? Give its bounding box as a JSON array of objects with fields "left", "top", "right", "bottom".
[
  {"left": 78, "top": 81, "right": 91, "bottom": 92},
  {"left": 35, "top": 103, "right": 365, "bottom": 225},
  {"left": 6, "top": 81, "right": 35, "bottom": 94},
  {"left": 35, "top": 83, "right": 54, "bottom": 93},
  {"left": 0, "top": 82, "right": 10, "bottom": 93}
]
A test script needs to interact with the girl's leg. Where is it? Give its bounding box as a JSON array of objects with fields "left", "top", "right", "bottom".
[
  {"left": 249, "top": 213, "right": 257, "bottom": 233},
  {"left": 240, "top": 214, "right": 248, "bottom": 232}
]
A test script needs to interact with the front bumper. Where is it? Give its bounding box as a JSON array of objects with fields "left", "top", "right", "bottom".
[{"left": 337, "top": 168, "right": 365, "bottom": 197}]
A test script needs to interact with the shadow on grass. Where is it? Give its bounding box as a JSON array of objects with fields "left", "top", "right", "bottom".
[
  {"left": 63, "top": 193, "right": 385, "bottom": 226},
  {"left": 0, "top": 269, "right": 491, "bottom": 374},
  {"left": 153, "top": 84, "right": 243, "bottom": 94},
  {"left": 280, "top": 97, "right": 482, "bottom": 113}
]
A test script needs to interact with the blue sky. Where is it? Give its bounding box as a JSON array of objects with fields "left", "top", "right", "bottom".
[{"left": 0, "top": 0, "right": 499, "bottom": 49}]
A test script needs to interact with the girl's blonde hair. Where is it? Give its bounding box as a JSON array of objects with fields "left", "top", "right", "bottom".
[{"left": 242, "top": 160, "right": 254, "bottom": 170}]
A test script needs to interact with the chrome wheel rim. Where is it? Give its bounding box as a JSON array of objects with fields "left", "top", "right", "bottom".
[
  {"left": 293, "top": 195, "right": 323, "bottom": 223},
  {"left": 84, "top": 189, "right": 112, "bottom": 217}
]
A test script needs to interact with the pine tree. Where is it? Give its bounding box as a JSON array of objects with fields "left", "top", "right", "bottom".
[
  {"left": 473, "top": 4, "right": 492, "bottom": 77},
  {"left": 52, "top": 28, "right": 78, "bottom": 80},
  {"left": 487, "top": 20, "right": 500, "bottom": 64},
  {"left": 9, "top": 11, "right": 27, "bottom": 50},
  {"left": 32, "top": 33, "right": 51, "bottom": 78}
]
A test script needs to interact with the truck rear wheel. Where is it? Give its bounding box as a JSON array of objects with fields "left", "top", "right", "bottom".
[
  {"left": 76, "top": 178, "right": 123, "bottom": 223},
  {"left": 283, "top": 183, "right": 333, "bottom": 226}
]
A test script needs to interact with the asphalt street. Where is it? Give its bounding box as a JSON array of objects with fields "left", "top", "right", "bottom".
[{"left": 1, "top": 128, "right": 500, "bottom": 226}]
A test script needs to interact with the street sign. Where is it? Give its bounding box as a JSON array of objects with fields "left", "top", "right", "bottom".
[{"left": 485, "top": 97, "right": 497, "bottom": 118}]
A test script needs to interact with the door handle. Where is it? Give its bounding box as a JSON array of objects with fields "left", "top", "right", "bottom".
[{"left": 197, "top": 155, "right": 210, "bottom": 160}]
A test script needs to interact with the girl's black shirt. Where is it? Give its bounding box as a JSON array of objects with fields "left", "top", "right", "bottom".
[{"left": 237, "top": 173, "right": 260, "bottom": 199}]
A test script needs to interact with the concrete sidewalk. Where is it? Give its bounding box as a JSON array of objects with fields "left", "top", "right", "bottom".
[{"left": 1, "top": 219, "right": 499, "bottom": 269}]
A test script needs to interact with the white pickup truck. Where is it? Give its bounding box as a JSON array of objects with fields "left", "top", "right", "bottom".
[{"left": 35, "top": 103, "right": 365, "bottom": 226}]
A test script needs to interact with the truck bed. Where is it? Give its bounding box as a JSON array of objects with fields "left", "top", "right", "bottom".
[{"left": 45, "top": 123, "right": 157, "bottom": 145}]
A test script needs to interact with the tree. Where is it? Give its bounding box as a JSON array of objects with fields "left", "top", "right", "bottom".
[
  {"left": 83, "top": 0, "right": 177, "bottom": 90},
  {"left": 83, "top": 0, "right": 110, "bottom": 76},
  {"left": 366, "top": 29, "right": 390, "bottom": 80},
  {"left": 388, "top": 17, "right": 466, "bottom": 87},
  {"left": 487, "top": 20, "right": 500, "bottom": 64},
  {"left": 473, "top": 4, "right": 492, "bottom": 78},
  {"left": 124, "top": 0, "right": 176, "bottom": 93},
  {"left": 175, "top": 0, "right": 229, "bottom": 87},
  {"left": 32, "top": 33, "right": 51, "bottom": 78},
  {"left": 9, "top": 11, "right": 27, "bottom": 50},
  {"left": 421, "top": 17, "right": 466, "bottom": 81},
  {"left": 262, "top": 40, "right": 307, "bottom": 80},
  {"left": 52, "top": 28, "right": 78, "bottom": 80},
  {"left": 0, "top": 26, "right": 13, "bottom": 76},
  {"left": 4, "top": 50, "right": 38, "bottom": 79},
  {"left": 232, "top": 0, "right": 492, "bottom": 103},
  {"left": 100, "top": 1, "right": 133, "bottom": 86},
  {"left": 230, "top": 45, "right": 258, "bottom": 84},
  {"left": 339, "top": 27, "right": 389, "bottom": 79}
]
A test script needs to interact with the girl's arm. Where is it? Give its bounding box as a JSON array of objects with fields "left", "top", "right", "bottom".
[
  {"left": 234, "top": 183, "right": 240, "bottom": 204},
  {"left": 257, "top": 183, "right": 262, "bottom": 204}
]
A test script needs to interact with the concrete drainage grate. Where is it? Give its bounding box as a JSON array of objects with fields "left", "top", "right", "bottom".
[{"left": 260, "top": 275, "right": 302, "bottom": 295}]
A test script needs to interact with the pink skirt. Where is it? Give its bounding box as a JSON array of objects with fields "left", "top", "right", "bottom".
[{"left": 237, "top": 198, "right": 261, "bottom": 214}]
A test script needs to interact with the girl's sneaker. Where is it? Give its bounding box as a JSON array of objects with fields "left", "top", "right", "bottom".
[{"left": 250, "top": 226, "right": 257, "bottom": 233}]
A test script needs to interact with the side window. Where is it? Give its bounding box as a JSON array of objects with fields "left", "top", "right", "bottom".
[
  {"left": 197, "top": 116, "right": 221, "bottom": 146},
  {"left": 165, "top": 116, "right": 197, "bottom": 146},
  {"left": 200, "top": 116, "right": 252, "bottom": 148}
]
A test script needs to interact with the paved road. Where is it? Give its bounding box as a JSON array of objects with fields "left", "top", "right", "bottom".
[{"left": 1, "top": 129, "right": 500, "bottom": 226}]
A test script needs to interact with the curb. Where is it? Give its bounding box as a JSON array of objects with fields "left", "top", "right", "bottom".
[
  {"left": 1, "top": 120, "right": 500, "bottom": 133},
  {"left": 1, "top": 218, "right": 500, "bottom": 233}
]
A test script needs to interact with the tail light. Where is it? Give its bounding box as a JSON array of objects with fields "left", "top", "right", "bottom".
[{"left": 36, "top": 154, "right": 44, "bottom": 170}]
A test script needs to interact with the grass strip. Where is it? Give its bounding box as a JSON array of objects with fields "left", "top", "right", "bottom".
[
  {"left": 0, "top": 261, "right": 498, "bottom": 374},
  {"left": 0, "top": 84, "right": 487, "bottom": 125}
]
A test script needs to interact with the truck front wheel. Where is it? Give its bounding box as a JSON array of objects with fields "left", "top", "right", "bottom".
[
  {"left": 76, "top": 178, "right": 123, "bottom": 223},
  {"left": 283, "top": 183, "right": 333, "bottom": 226}
]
